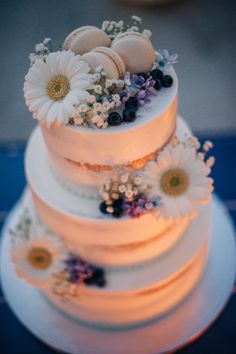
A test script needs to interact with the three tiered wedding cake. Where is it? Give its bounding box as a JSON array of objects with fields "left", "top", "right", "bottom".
[{"left": 11, "top": 16, "right": 214, "bottom": 327}]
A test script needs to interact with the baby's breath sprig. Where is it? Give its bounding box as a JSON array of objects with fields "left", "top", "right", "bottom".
[
  {"left": 101, "top": 16, "right": 152, "bottom": 40},
  {"left": 10, "top": 209, "right": 32, "bottom": 242},
  {"left": 99, "top": 172, "right": 160, "bottom": 218},
  {"left": 171, "top": 135, "right": 215, "bottom": 169},
  {"left": 70, "top": 66, "right": 124, "bottom": 128},
  {"left": 29, "top": 38, "right": 55, "bottom": 66}
]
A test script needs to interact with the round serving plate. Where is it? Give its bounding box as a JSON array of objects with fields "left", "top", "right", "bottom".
[{"left": 0, "top": 194, "right": 235, "bottom": 354}]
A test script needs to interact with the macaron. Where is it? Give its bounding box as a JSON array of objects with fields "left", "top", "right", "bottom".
[
  {"left": 111, "top": 31, "right": 155, "bottom": 74},
  {"left": 81, "top": 47, "right": 126, "bottom": 79},
  {"left": 63, "top": 26, "right": 111, "bottom": 55}
]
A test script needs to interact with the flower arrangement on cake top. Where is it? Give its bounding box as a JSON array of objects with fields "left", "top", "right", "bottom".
[
  {"left": 99, "top": 136, "right": 214, "bottom": 219},
  {"left": 23, "top": 16, "right": 177, "bottom": 129},
  {"left": 10, "top": 210, "right": 106, "bottom": 298}
]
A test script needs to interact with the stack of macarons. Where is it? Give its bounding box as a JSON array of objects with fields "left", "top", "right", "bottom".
[{"left": 63, "top": 25, "right": 156, "bottom": 79}]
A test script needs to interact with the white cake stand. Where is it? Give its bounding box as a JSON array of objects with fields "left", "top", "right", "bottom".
[{"left": 0, "top": 195, "right": 235, "bottom": 354}]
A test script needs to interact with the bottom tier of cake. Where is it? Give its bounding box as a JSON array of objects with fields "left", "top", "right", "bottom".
[{"left": 11, "top": 190, "right": 211, "bottom": 328}]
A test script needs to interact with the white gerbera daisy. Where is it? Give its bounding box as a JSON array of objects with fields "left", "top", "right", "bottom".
[
  {"left": 143, "top": 143, "right": 214, "bottom": 219},
  {"left": 24, "top": 51, "right": 91, "bottom": 126},
  {"left": 11, "top": 233, "right": 67, "bottom": 289}
]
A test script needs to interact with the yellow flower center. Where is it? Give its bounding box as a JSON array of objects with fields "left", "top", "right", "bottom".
[
  {"left": 47, "top": 75, "right": 70, "bottom": 101},
  {"left": 27, "top": 247, "right": 52, "bottom": 270},
  {"left": 160, "top": 168, "right": 189, "bottom": 196}
]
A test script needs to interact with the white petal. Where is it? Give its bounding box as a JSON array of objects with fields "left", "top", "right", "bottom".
[
  {"left": 27, "top": 96, "right": 49, "bottom": 111},
  {"left": 37, "top": 100, "right": 53, "bottom": 121},
  {"left": 46, "top": 102, "right": 59, "bottom": 126},
  {"left": 57, "top": 102, "right": 66, "bottom": 125},
  {"left": 24, "top": 88, "right": 46, "bottom": 99}
]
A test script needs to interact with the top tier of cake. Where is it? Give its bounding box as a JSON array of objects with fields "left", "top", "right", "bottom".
[
  {"left": 41, "top": 66, "right": 178, "bottom": 198},
  {"left": 41, "top": 66, "right": 177, "bottom": 168},
  {"left": 23, "top": 18, "right": 179, "bottom": 200}
]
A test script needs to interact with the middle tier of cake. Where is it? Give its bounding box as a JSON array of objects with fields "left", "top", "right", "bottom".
[
  {"left": 13, "top": 189, "right": 211, "bottom": 327},
  {"left": 26, "top": 117, "right": 195, "bottom": 267}
]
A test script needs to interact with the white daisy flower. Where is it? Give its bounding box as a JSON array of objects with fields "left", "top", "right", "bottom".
[
  {"left": 24, "top": 51, "right": 91, "bottom": 127},
  {"left": 143, "top": 143, "right": 214, "bottom": 219},
  {"left": 11, "top": 233, "right": 67, "bottom": 289}
]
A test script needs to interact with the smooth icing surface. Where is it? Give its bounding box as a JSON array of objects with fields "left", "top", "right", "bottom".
[
  {"left": 44, "top": 203, "right": 211, "bottom": 326},
  {"left": 25, "top": 122, "right": 190, "bottom": 266},
  {"left": 16, "top": 190, "right": 211, "bottom": 327},
  {"left": 47, "top": 115, "right": 190, "bottom": 200},
  {"left": 40, "top": 67, "right": 178, "bottom": 166}
]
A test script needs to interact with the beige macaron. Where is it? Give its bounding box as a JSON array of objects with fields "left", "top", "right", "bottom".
[
  {"left": 111, "top": 31, "right": 155, "bottom": 74},
  {"left": 81, "top": 47, "right": 126, "bottom": 79},
  {"left": 63, "top": 26, "right": 111, "bottom": 55}
]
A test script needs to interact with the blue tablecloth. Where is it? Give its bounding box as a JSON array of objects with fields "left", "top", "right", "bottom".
[{"left": 0, "top": 135, "right": 236, "bottom": 354}]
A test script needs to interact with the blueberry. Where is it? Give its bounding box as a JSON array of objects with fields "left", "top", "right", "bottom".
[
  {"left": 136, "top": 72, "right": 149, "bottom": 81},
  {"left": 94, "top": 276, "right": 106, "bottom": 287},
  {"left": 122, "top": 108, "right": 137, "bottom": 123},
  {"left": 107, "top": 112, "right": 122, "bottom": 126},
  {"left": 113, "top": 198, "right": 123, "bottom": 208},
  {"left": 150, "top": 68, "right": 164, "bottom": 81},
  {"left": 99, "top": 201, "right": 109, "bottom": 214},
  {"left": 154, "top": 79, "right": 162, "bottom": 91},
  {"left": 162, "top": 75, "right": 173, "bottom": 88},
  {"left": 125, "top": 96, "right": 139, "bottom": 111},
  {"left": 112, "top": 206, "right": 123, "bottom": 218},
  {"left": 84, "top": 268, "right": 106, "bottom": 287}
]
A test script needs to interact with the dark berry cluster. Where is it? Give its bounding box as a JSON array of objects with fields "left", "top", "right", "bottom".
[
  {"left": 150, "top": 69, "right": 173, "bottom": 90},
  {"left": 99, "top": 197, "right": 124, "bottom": 218},
  {"left": 84, "top": 267, "right": 106, "bottom": 287},
  {"left": 107, "top": 69, "right": 173, "bottom": 127},
  {"left": 107, "top": 96, "right": 139, "bottom": 127},
  {"left": 64, "top": 255, "right": 106, "bottom": 288}
]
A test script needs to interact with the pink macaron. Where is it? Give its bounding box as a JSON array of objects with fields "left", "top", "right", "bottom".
[
  {"left": 63, "top": 26, "right": 111, "bottom": 55},
  {"left": 111, "top": 31, "right": 155, "bottom": 74},
  {"left": 82, "top": 47, "right": 126, "bottom": 79}
]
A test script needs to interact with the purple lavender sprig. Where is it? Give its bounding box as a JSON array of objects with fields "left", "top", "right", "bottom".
[
  {"left": 158, "top": 49, "right": 178, "bottom": 68},
  {"left": 120, "top": 74, "right": 157, "bottom": 107},
  {"left": 123, "top": 195, "right": 162, "bottom": 218},
  {"left": 64, "top": 254, "right": 106, "bottom": 287}
]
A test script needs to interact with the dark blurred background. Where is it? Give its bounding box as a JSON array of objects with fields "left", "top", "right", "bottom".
[
  {"left": 0, "top": 0, "right": 236, "bottom": 141},
  {"left": 0, "top": 1, "right": 236, "bottom": 354}
]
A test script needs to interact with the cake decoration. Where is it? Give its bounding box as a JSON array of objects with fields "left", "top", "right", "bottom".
[
  {"left": 99, "top": 172, "right": 162, "bottom": 218},
  {"left": 111, "top": 31, "right": 156, "bottom": 74},
  {"left": 10, "top": 210, "right": 106, "bottom": 297},
  {"left": 23, "top": 16, "right": 177, "bottom": 129},
  {"left": 101, "top": 16, "right": 151, "bottom": 40},
  {"left": 63, "top": 26, "right": 112, "bottom": 55},
  {"left": 24, "top": 51, "right": 91, "bottom": 126},
  {"left": 99, "top": 136, "right": 214, "bottom": 219},
  {"left": 81, "top": 46, "right": 126, "bottom": 79}
]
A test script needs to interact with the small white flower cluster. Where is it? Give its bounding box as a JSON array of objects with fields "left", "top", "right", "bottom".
[
  {"left": 52, "top": 271, "right": 78, "bottom": 299},
  {"left": 172, "top": 135, "right": 215, "bottom": 169},
  {"left": 102, "top": 20, "right": 125, "bottom": 39},
  {"left": 72, "top": 93, "right": 121, "bottom": 128},
  {"left": 100, "top": 172, "right": 147, "bottom": 212},
  {"left": 29, "top": 38, "right": 53, "bottom": 66},
  {"left": 101, "top": 16, "right": 152, "bottom": 40},
  {"left": 71, "top": 66, "right": 124, "bottom": 128},
  {"left": 10, "top": 209, "right": 32, "bottom": 241},
  {"left": 202, "top": 140, "right": 215, "bottom": 168}
]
